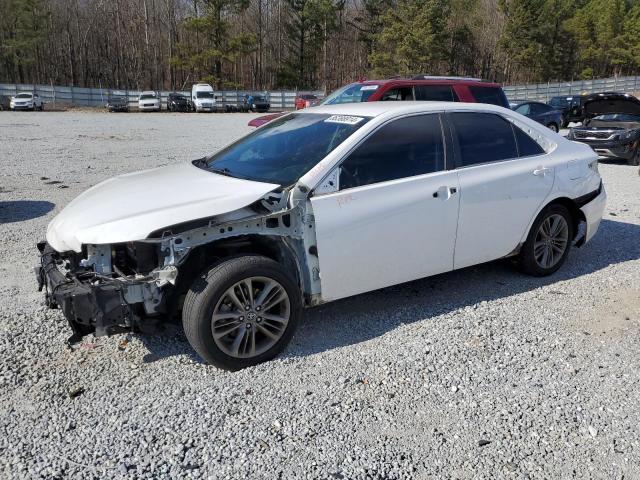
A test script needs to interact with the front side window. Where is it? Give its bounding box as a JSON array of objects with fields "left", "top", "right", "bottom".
[
  {"left": 414, "top": 85, "right": 458, "bottom": 102},
  {"left": 339, "top": 114, "right": 444, "bottom": 190},
  {"left": 202, "top": 113, "right": 369, "bottom": 186},
  {"left": 450, "top": 112, "right": 518, "bottom": 166},
  {"left": 468, "top": 86, "right": 509, "bottom": 108}
]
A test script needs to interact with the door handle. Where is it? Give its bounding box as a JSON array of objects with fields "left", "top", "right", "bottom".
[
  {"left": 533, "top": 166, "right": 550, "bottom": 176},
  {"left": 433, "top": 186, "right": 457, "bottom": 199}
]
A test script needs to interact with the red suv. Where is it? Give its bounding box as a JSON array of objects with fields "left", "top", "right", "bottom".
[{"left": 248, "top": 76, "right": 509, "bottom": 127}]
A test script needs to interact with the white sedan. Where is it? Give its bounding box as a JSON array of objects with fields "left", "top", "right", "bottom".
[
  {"left": 38, "top": 102, "right": 606, "bottom": 370},
  {"left": 138, "top": 91, "right": 161, "bottom": 111},
  {"left": 10, "top": 92, "right": 43, "bottom": 111}
]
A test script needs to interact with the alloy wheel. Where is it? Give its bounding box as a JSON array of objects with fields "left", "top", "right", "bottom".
[
  {"left": 533, "top": 214, "right": 569, "bottom": 269},
  {"left": 211, "top": 276, "right": 290, "bottom": 358}
]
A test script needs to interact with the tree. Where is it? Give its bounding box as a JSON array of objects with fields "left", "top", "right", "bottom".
[{"left": 369, "top": 0, "right": 450, "bottom": 77}]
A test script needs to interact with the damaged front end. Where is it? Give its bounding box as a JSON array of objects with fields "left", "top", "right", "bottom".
[
  {"left": 36, "top": 187, "right": 321, "bottom": 345},
  {"left": 36, "top": 241, "right": 176, "bottom": 344}
]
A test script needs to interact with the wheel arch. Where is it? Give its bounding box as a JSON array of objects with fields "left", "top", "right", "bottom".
[
  {"left": 166, "top": 234, "right": 306, "bottom": 318},
  {"left": 522, "top": 196, "right": 585, "bottom": 246}
]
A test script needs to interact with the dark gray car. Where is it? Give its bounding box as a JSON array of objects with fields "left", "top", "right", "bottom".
[{"left": 513, "top": 101, "right": 564, "bottom": 132}]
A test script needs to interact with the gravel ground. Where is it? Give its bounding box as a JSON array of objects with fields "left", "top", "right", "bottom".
[{"left": 0, "top": 111, "right": 639, "bottom": 479}]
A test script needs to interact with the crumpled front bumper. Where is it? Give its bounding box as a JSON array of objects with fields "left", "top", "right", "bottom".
[{"left": 35, "top": 242, "right": 135, "bottom": 343}]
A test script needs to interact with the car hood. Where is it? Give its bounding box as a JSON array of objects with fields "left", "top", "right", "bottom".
[
  {"left": 46, "top": 162, "right": 279, "bottom": 252},
  {"left": 583, "top": 93, "right": 640, "bottom": 117}
]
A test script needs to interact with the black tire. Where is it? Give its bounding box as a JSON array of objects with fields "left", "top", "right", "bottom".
[
  {"left": 183, "top": 255, "right": 302, "bottom": 370},
  {"left": 628, "top": 146, "right": 640, "bottom": 166},
  {"left": 547, "top": 123, "right": 559, "bottom": 133},
  {"left": 518, "top": 203, "right": 574, "bottom": 277}
]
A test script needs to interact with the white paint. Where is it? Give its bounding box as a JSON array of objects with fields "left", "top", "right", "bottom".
[
  {"left": 310, "top": 171, "right": 460, "bottom": 301},
  {"left": 46, "top": 163, "right": 278, "bottom": 252}
]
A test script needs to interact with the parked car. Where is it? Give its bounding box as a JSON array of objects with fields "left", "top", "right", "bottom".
[
  {"left": 512, "top": 101, "right": 564, "bottom": 132},
  {"left": 167, "top": 92, "right": 191, "bottom": 112},
  {"left": 243, "top": 94, "right": 270, "bottom": 113},
  {"left": 548, "top": 95, "right": 587, "bottom": 126},
  {"left": 10, "top": 92, "right": 43, "bottom": 111},
  {"left": 248, "top": 76, "right": 509, "bottom": 127},
  {"left": 138, "top": 91, "right": 161, "bottom": 112},
  {"left": 567, "top": 92, "right": 640, "bottom": 165},
  {"left": 0, "top": 95, "right": 10, "bottom": 111},
  {"left": 191, "top": 83, "right": 216, "bottom": 112},
  {"left": 106, "top": 93, "right": 129, "bottom": 112},
  {"left": 295, "top": 94, "right": 320, "bottom": 110},
  {"left": 37, "top": 102, "right": 605, "bottom": 370}
]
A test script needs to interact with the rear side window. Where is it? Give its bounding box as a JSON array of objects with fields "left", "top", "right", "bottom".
[
  {"left": 414, "top": 85, "right": 458, "bottom": 102},
  {"left": 450, "top": 112, "right": 517, "bottom": 166},
  {"left": 468, "top": 86, "right": 509, "bottom": 108},
  {"left": 339, "top": 114, "right": 444, "bottom": 189},
  {"left": 513, "top": 125, "right": 545, "bottom": 157}
]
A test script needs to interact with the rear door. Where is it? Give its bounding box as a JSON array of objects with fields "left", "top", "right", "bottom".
[
  {"left": 447, "top": 111, "right": 554, "bottom": 269},
  {"left": 311, "top": 113, "right": 460, "bottom": 301}
]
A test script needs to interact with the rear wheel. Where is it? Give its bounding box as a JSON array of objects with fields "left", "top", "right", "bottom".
[
  {"left": 518, "top": 204, "right": 573, "bottom": 276},
  {"left": 183, "top": 255, "right": 301, "bottom": 370},
  {"left": 547, "top": 123, "right": 559, "bottom": 133}
]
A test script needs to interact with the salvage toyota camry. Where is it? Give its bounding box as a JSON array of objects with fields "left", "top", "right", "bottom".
[{"left": 37, "top": 102, "right": 606, "bottom": 370}]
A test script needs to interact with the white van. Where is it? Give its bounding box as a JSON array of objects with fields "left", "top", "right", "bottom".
[{"left": 191, "top": 83, "right": 216, "bottom": 112}]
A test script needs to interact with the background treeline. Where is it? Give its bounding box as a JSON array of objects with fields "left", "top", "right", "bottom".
[{"left": 2, "top": 0, "right": 640, "bottom": 91}]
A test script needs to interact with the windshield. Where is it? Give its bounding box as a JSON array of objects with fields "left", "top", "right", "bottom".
[
  {"left": 196, "top": 91, "right": 214, "bottom": 99},
  {"left": 140, "top": 94, "right": 156, "bottom": 100},
  {"left": 201, "top": 113, "right": 369, "bottom": 185},
  {"left": 592, "top": 113, "right": 640, "bottom": 122},
  {"left": 171, "top": 94, "right": 186, "bottom": 100},
  {"left": 321, "top": 84, "right": 379, "bottom": 105},
  {"left": 254, "top": 96, "right": 266, "bottom": 102},
  {"left": 549, "top": 97, "right": 570, "bottom": 107},
  {"left": 109, "top": 96, "right": 126, "bottom": 101},
  {"left": 16, "top": 93, "right": 32, "bottom": 98}
]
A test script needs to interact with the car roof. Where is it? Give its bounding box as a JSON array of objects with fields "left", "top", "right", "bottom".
[
  {"left": 348, "top": 78, "right": 502, "bottom": 88},
  {"left": 307, "top": 101, "right": 509, "bottom": 117}
]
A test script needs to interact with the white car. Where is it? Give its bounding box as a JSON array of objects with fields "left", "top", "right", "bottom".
[
  {"left": 191, "top": 83, "right": 216, "bottom": 112},
  {"left": 10, "top": 92, "right": 43, "bottom": 111},
  {"left": 138, "top": 91, "right": 161, "bottom": 112},
  {"left": 37, "top": 102, "right": 606, "bottom": 370}
]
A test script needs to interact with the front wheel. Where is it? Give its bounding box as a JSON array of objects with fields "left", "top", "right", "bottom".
[
  {"left": 547, "top": 123, "right": 559, "bottom": 133},
  {"left": 518, "top": 204, "right": 573, "bottom": 276},
  {"left": 183, "top": 256, "right": 301, "bottom": 370}
]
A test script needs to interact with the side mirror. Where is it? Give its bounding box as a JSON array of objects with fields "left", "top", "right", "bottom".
[{"left": 313, "top": 167, "right": 340, "bottom": 195}]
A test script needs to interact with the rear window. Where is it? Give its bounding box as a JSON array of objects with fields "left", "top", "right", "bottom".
[
  {"left": 414, "top": 85, "right": 458, "bottom": 102},
  {"left": 468, "top": 86, "right": 509, "bottom": 108}
]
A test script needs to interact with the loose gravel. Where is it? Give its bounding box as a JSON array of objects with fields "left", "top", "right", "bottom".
[{"left": 1, "top": 111, "right": 639, "bottom": 479}]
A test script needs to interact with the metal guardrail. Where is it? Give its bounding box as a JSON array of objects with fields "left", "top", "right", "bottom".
[
  {"left": 503, "top": 76, "right": 640, "bottom": 102},
  {"left": 3, "top": 76, "right": 640, "bottom": 110},
  {"left": 0, "top": 84, "right": 324, "bottom": 111}
]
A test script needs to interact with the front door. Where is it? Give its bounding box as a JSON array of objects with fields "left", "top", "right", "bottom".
[{"left": 310, "top": 113, "right": 460, "bottom": 302}]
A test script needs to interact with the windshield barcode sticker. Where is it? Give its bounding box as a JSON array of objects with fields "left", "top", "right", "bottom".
[{"left": 325, "top": 115, "right": 365, "bottom": 125}]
